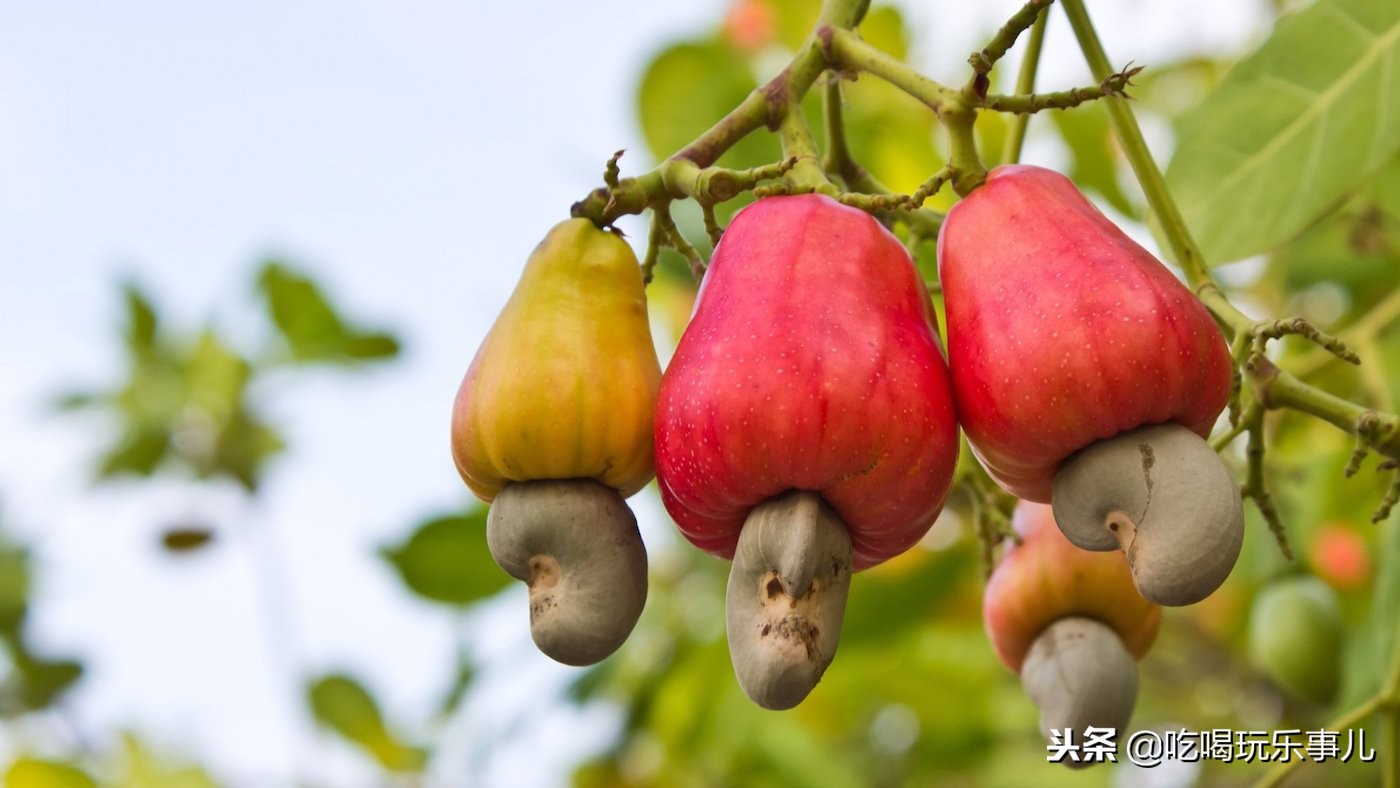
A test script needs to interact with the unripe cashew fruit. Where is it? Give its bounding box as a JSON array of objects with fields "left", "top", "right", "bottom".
[
  {"left": 983, "top": 502, "right": 1160, "bottom": 672},
  {"left": 1022, "top": 617, "right": 1139, "bottom": 749},
  {"left": 939, "top": 164, "right": 1241, "bottom": 606},
  {"left": 984, "top": 502, "right": 1159, "bottom": 759},
  {"left": 451, "top": 218, "right": 660, "bottom": 665},
  {"left": 655, "top": 194, "right": 959, "bottom": 708},
  {"left": 1248, "top": 575, "right": 1343, "bottom": 704}
]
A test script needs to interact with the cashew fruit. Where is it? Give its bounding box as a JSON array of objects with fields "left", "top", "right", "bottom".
[
  {"left": 654, "top": 194, "right": 959, "bottom": 708},
  {"left": 940, "top": 165, "right": 1241, "bottom": 606},
  {"left": 983, "top": 501, "right": 1160, "bottom": 673},
  {"left": 656, "top": 194, "right": 959, "bottom": 569},
  {"left": 452, "top": 218, "right": 661, "bottom": 502},
  {"left": 984, "top": 502, "right": 1160, "bottom": 756},
  {"left": 450, "top": 218, "right": 660, "bottom": 665},
  {"left": 1248, "top": 575, "right": 1343, "bottom": 704}
]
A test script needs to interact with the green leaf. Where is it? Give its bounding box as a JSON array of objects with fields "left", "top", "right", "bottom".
[
  {"left": 435, "top": 653, "right": 475, "bottom": 721},
  {"left": 116, "top": 733, "right": 219, "bottom": 788},
  {"left": 859, "top": 5, "right": 907, "bottom": 62},
  {"left": 343, "top": 332, "right": 400, "bottom": 360},
  {"left": 1365, "top": 153, "right": 1400, "bottom": 218},
  {"left": 256, "top": 262, "right": 399, "bottom": 365},
  {"left": 307, "top": 674, "right": 427, "bottom": 772},
  {"left": 381, "top": 507, "right": 509, "bottom": 607},
  {"left": 1341, "top": 511, "right": 1400, "bottom": 707},
  {"left": 636, "top": 40, "right": 777, "bottom": 170},
  {"left": 97, "top": 429, "right": 170, "bottom": 479},
  {"left": 5, "top": 646, "right": 83, "bottom": 713},
  {"left": 4, "top": 759, "right": 96, "bottom": 788},
  {"left": 49, "top": 391, "right": 98, "bottom": 412},
  {"left": 1166, "top": 0, "right": 1400, "bottom": 263},
  {"left": 767, "top": 0, "right": 820, "bottom": 52},
  {"left": 0, "top": 538, "right": 29, "bottom": 635},
  {"left": 122, "top": 283, "right": 159, "bottom": 356},
  {"left": 1050, "top": 103, "right": 1135, "bottom": 217},
  {"left": 257, "top": 261, "right": 348, "bottom": 361}
]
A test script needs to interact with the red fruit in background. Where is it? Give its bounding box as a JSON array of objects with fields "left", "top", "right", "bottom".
[
  {"left": 983, "top": 502, "right": 1160, "bottom": 673},
  {"left": 984, "top": 501, "right": 1160, "bottom": 748},
  {"left": 654, "top": 193, "right": 959, "bottom": 570},
  {"left": 938, "top": 164, "right": 1232, "bottom": 502},
  {"left": 1310, "top": 523, "right": 1371, "bottom": 590},
  {"left": 722, "top": 0, "right": 776, "bottom": 53},
  {"left": 940, "top": 165, "right": 1241, "bottom": 607}
]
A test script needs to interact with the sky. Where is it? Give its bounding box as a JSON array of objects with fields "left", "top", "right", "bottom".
[{"left": 0, "top": 1, "right": 1270, "bottom": 785}]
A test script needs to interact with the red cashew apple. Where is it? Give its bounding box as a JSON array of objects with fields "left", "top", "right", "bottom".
[
  {"left": 985, "top": 501, "right": 1161, "bottom": 755},
  {"left": 654, "top": 193, "right": 959, "bottom": 709},
  {"left": 940, "top": 164, "right": 1242, "bottom": 606}
]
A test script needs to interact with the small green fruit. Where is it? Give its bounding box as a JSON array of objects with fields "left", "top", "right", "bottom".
[{"left": 1248, "top": 576, "right": 1342, "bottom": 704}]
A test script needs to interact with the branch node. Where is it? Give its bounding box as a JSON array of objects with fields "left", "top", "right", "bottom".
[{"left": 603, "top": 150, "right": 625, "bottom": 189}]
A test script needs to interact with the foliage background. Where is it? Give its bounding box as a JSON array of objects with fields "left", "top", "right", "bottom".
[{"left": 0, "top": 1, "right": 1397, "bottom": 786}]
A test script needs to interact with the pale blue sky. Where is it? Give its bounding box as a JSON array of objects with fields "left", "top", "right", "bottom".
[{"left": 0, "top": 1, "right": 1267, "bottom": 785}]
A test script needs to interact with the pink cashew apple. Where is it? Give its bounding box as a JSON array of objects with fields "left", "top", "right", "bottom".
[
  {"left": 654, "top": 194, "right": 959, "bottom": 709},
  {"left": 940, "top": 164, "right": 1242, "bottom": 606},
  {"left": 984, "top": 501, "right": 1161, "bottom": 757}
]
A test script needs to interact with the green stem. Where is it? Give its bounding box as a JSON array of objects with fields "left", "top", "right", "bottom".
[
  {"left": 822, "top": 77, "right": 851, "bottom": 180},
  {"left": 777, "top": 102, "right": 836, "bottom": 195},
  {"left": 983, "top": 67, "right": 1140, "bottom": 114},
  {"left": 574, "top": 0, "right": 869, "bottom": 225},
  {"left": 820, "top": 26, "right": 985, "bottom": 194},
  {"left": 821, "top": 69, "right": 945, "bottom": 235},
  {"left": 821, "top": 26, "right": 960, "bottom": 112},
  {"left": 943, "top": 107, "right": 987, "bottom": 195},
  {"left": 1002, "top": 7, "right": 1048, "bottom": 164},
  {"left": 1294, "top": 287, "right": 1400, "bottom": 377},
  {"left": 967, "top": 0, "right": 1057, "bottom": 79},
  {"left": 1249, "top": 357, "right": 1400, "bottom": 459},
  {"left": 1057, "top": 0, "right": 1215, "bottom": 295}
]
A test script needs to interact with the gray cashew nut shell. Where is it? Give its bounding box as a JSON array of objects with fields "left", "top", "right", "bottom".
[
  {"left": 726, "top": 491, "right": 852, "bottom": 711},
  {"left": 1052, "top": 422, "right": 1244, "bottom": 606},
  {"left": 486, "top": 479, "right": 647, "bottom": 666}
]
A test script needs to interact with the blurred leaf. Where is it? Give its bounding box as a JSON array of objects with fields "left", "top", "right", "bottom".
[
  {"left": 1341, "top": 511, "right": 1400, "bottom": 707},
  {"left": 842, "top": 545, "right": 975, "bottom": 646},
  {"left": 767, "top": 0, "right": 820, "bottom": 51},
  {"left": 1371, "top": 154, "right": 1400, "bottom": 218},
  {"left": 343, "top": 332, "right": 400, "bottom": 361},
  {"left": 50, "top": 392, "right": 98, "bottom": 412},
  {"left": 0, "top": 537, "right": 29, "bottom": 635},
  {"left": 1166, "top": 0, "right": 1400, "bottom": 263},
  {"left": 859, "top": 5, "right": 907, "bottom": 61},
  {"left": 840, "top": 73, "right": 942, "bottom": 197},
  {"left": 160, "top": 527, "right": 215, "bottom": 554},
  {"left": 97, "top": 429, "right": 170, "bottom": 479},
  {"left": 256, "top": 262, "right": 400, "bottom": 365},
  {"left": 3, "top": 759, "right": 95, "bottom": 788},
  {"left": 636, "top": 40, "right": 777, "bottom": 170},
  {"left": 435, "top": 653, "right": 475, "bottom": 721},
  {"left": 116, "top": 733, "right": 219, "bottom": 788},
  {"left": 1271, "top": 193, "right": 1400, "bottom": 315},
  {"left": 11, "top": 650, "right": 83, "bottom": 713},
  {"left": 307, "top": 674, "right": 427, "bottom": 772},
  {"left": 1050, "top": 103, "right": 1135, "bottom": 216},
  {"left": 381, "top": 507, "right": 509, "bottom": 607},
  {"left": 122, "top": 283, "right": 159, "bottom": 356}
]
